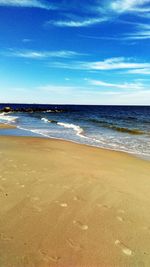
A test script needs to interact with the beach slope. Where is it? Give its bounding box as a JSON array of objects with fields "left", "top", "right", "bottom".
[
  {"left": 0, "top": 123, "right": 16, "bottom": 129},
  {"left": 0, "top": 136, "right": 150, "bottom": 267}
]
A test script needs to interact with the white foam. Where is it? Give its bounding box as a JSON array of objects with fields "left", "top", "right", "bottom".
[
  {"left": 43, "top": 110, "right": 53, "bottom": 113},
  {"left": 57, "top": 122, "right": 86, "bottom": 138},
  {"left": 17, "top": 126, "right": 51, "bottom": 138},
  {"left": 0, "top": 113, "right": 18, "bottom": 123},
  {"left": 41, "top": 117, "right": 49, "bottom": 123}
]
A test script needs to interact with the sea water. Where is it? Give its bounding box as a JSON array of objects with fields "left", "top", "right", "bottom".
[{"left": 0, "top": 104, "right": 150, "bottom": 160}]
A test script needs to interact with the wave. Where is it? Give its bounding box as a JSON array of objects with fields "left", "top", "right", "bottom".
[
  {"left": 0, "top": 113, "right": 18, "bottom": 123},
  {"left": 57, "top": 122, "right": 86, "bottom": 138},
  {"left": 41, "top": 117, "right": 86, "bottom": 138},
  {"left": 41, "top": 117, "right": 49, "bottom": 123},
  {"left": 43, "top": 110, "right": 56, "bottom": 113},
  {"left": 88, "top": 118, "right": 145, "bottom": 135},
  {"left": 41, "top": 118, "right": 57, "bottom": 123},
  {"left": 89, "top": 118, "right": 109, "bottom": 124},
  {"left": 109, "top": 126, "right": 144, "bottom": 135},
  {"left": 17, "top": 126, "right": 51, "bottom": 138}
]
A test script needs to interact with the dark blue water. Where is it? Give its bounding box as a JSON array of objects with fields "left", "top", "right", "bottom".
[{"left": 0, "top": 104, "right": 150, "bottom": 159}]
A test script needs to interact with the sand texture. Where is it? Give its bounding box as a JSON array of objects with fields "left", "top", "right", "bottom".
[
  {"left": 0, "top": 123, "right": 16, "bottom": 129},
  {"left": 0, "top": 136, "right": 150, "bottom": 267}
]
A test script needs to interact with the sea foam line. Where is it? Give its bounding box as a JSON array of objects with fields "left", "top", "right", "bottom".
[
  {"left": 17, "top": 126, "right": 150, "bottom": 160},
  {"left": 41, "top": 117, "right": 86, "bottom": 139},
  {"left": 57, "top": 122, "right": 87, "bottom": 139},
  {"left": 0, "top": 113, "right": 18, "bottom": 123},
  {"left": 41, "top": 117, "right": 49, "bottom": 123}
]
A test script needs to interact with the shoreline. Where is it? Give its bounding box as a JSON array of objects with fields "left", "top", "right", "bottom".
[
  {"left": 0, "top": 135, "right": 150, "bottom": 266},
  {"left": 0, "top": 123, "right": 16, "bottom": 129},
  {"left": 0, "top": 110, "right": 150, "bottom": 161},
  {"left": 0, "top": 130, "right": 149, "bottom": 161}
]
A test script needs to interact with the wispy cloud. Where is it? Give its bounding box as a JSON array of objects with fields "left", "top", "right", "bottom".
[
  {"left": 44, "top": 0, "right": 150, "bottom": 31},
  {"left": 51, "top": 57, "right": 150, "bottom": 71},
  {"left": 89, "top": 79, "right": 145, "bottom": 90},
  {"left": 47, "top": 17, "right": 107, "bottom": 27},
  {"left": 110, "top": 0, "right": 150, "bottom": 13},
  {"left": 123, "top": 22, "right": 150, "bottom": 40},
  {"left": 0, "top": 0, "right": 56, "bottom": 9},
  {"left": 127, "top": 68, "right": 150, "bottom": 74},
  {"left": 83, "top": 57, "right": 150, "bottom": 70},
  {"left": 4, "top": 49, "right": 82, "bottom": 59},
  {"left": 80, "top": 23, "right": 150, "bottom": 41}
]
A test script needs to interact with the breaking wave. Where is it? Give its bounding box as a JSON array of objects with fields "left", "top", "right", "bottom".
[
  {"left": 41, "top": 117, "right": 86, "bottom": 139},
  {"left": 0, "top": 112, "right": 18, "bottom": 123},
  {"left": 57, "top": 122, "right": 86, "bottom": 138}
]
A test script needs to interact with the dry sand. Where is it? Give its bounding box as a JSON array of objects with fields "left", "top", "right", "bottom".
[{"left": 0, "top": 135, "right": 150, "bottom": 267}]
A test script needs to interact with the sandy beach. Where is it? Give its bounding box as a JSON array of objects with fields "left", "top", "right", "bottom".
[
  {"left": 0, "top": 135, "right": 150, "bottom": 267},
  {"left": 0, "top": 123, "right": 16, "bottom": 129}
]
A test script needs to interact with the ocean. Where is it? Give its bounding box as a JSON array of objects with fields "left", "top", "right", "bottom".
[{"left": 0, "top": 104, "right": 150, "bottom": 160}]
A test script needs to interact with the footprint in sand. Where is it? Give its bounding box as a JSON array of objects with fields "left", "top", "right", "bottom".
[
  {"left": 48, "top": 256, "right": 61, "bottom": 262},
  {"left": 0, "top": 233, "right": 13, "bottom": 242},
  {"left": 39, "top": 249, "right": 61, "bottom": 263},
  {"left": 118, "top": 209, "right": 125, "bottom": 214},
  {"left": 12, "top": 164, "right": 17, "bottom": 168},
  {"left": 33, "top": 205, "right": 42, "bottom": 212},
  {"left": 142, "top": 226, "right": 150, "bottom": 231},
  {"left": 31, "top": 197, "right": 40, "bottom": 201},
  {"left": 115, "top": 240, "right": 133, "bottom": 256},
  {"left": 73, "top": 195, "right": 85, "bottom": 202},
  {"left": 23, "top": 163, "right": 27, "bottom": 167},
  {"left": 97, "top": 204, "right": 111, "bottom": 209},
  {"left": 67, "top": 238, "right": 83, "bottom": 251},
  {"left": 73, "top": 220, "right": 88, "bottom": 230},
  {"left": 116, "top": 210, "right": 126, "bottom": 222},
  {"left": 8, "top": 159, "right": 14, "bottom": 162},
  {"left": 116, "top": 216, "right": 124, "bottom": 222},
  {"left": 60, "top": 203, "right": 68, "bottom": 208}
]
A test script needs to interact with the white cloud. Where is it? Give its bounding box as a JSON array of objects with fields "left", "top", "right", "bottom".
[
  {"left": 4, "top": 49, "right": 82, "bottom": 59},
  {"left": 47, "top": 17, "right": 107, "bottom": 27},
  {"left": 128, "top": 68, "right": 150, "bottom": 74},
  {"left": 124, "top": 22, "right": 150, "bottom": 40},
  {"left": 44, "top": 0, "right": 150, "bottom": 31},
  {"left": 52, "top": 57, "right": 150, "bottom": 71},
  {"left": 110, "top": 0, "right": 150, "bottom": 13},
  {"left": 138, "top": 23, "right": 150, "bottom": 30},
  {"left": 89, "top": 79, "right": 145, "bottom": 90},
  {"left": 0, "top": 0, "right": 55, "bottom": 9},
  {"left": 84, "top": 57, "right": 150, "bottom": 70},
  {"left": 126, "top": 32, "right": 150, "bottom": 40}
]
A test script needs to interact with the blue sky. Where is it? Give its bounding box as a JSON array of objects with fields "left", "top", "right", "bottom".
[{"left": 0, "top": 0, "right": 150, "bottom": 104}]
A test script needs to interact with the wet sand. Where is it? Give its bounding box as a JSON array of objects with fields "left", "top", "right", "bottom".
[
  {"left": 0, "top": 123, "right": 16, "bottom": 129},
  {"left": 0, "top": 135, "right": 150, "bottom": 267}
]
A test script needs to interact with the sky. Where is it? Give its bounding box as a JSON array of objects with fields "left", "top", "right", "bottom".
[{"left": 0, "top": 0, "right": 150, "bottom": 105}]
